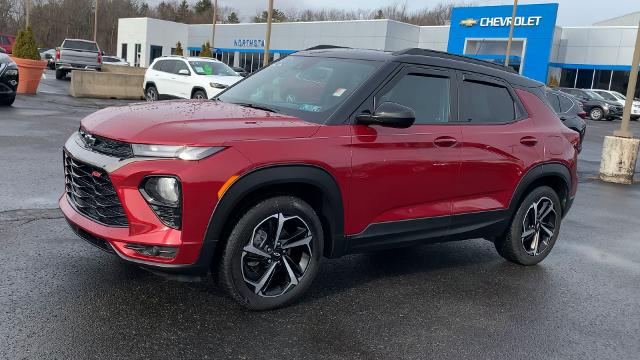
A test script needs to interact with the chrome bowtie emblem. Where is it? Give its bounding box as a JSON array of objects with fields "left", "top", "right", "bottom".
[{"left": 81, "top": 132, "right": 96, "bottom": 146}]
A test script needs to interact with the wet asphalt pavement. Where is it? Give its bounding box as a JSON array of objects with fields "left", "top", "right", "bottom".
[{"left": 1, "top": 74, "right": 639, "bottom": 359}]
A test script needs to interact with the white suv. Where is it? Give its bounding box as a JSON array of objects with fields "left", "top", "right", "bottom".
[
  {"left": 144, "top": 56, "right": 243, "bottom": 101},
  {"left": 591, "top": 89, "right": 640, "bottom": 120}
]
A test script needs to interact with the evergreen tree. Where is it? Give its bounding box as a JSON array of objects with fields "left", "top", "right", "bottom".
[
  {"left": 227, "top": 12, "right": 239, "bottom": 24},
  {"left": 174, "top": 41, "right": 184, "bottom": 56},
  {"left": 200, "top": 41, "right": 212, "bottom": 57},
  {"left": 194, "top": 0, "right": 212, "bottom": 14}
]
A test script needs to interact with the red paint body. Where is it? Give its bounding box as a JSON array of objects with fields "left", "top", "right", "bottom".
[{"left": 60, "top": 89, "right": 579, "bottom": 266}]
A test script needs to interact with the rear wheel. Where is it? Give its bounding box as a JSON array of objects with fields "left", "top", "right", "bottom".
[
  {"left": 589, "top": 107, "right": 604, "bottom": 121},
  {"left": 55, "top": 69, "right": 66, "bottom": 80},
  {"left": 191, "top": 90, "right": 207, "bottom": 100},
  {"left": 218, "top": 196, "right": 323, "bottom": 310},
  {"left": 145, "top": 86, "right": 158, "bottom": 102},
  {"left": 495, "top": 186, "right": 562, "bottom": 266}
]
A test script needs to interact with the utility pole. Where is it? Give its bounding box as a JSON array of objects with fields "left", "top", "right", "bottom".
[
  {"left": 614, "top": 21, "right": 640, "bottom": 138},
  {"left": 211, "top": 0, "right": 218, "bottom": 52},
  {"left": 504, "top": 0, "right": 518, "bottom": 68},
  {"left": 599, "top": 21, "right": 640, "bottom": 184},
  {"left": 263, "top": 0, "right": 274, "bottom": 67},
  {"left": 94, "top": 0, "right": 98, "bottom": 42},
  {"left": 25, "top": 0, "right": 31, "bottom": 28}
]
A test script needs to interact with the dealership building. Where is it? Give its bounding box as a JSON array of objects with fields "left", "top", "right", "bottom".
[{"left": 117, "top": 3, "right": 640, "bottom": 96}]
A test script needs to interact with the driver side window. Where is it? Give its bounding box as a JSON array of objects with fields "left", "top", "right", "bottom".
[{"left": 377, "top": 72, "right": 451, "bottom": 124}]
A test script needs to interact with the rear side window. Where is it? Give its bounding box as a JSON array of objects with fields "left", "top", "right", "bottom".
[
  {"left": 62, "top": 40, "right": 98, "bottom": 52},
  {"left": 460, "top": 80, "right": 515, "bottom": 123},
  {"left": 558, "top": 94, "right": 574, "bottom": 113},
  {"left": 546, "top": 93, "right": 561, "bottom": 113},
  {"left": 152, "top": 60, "right": 165, "bottom": 71},
  {"left": 378, "top": 73, "right": 450, "bottom": 124}
]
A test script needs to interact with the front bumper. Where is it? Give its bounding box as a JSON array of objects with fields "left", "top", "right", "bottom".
[
  {"left": 0, "top": 65, "right": 18, "bottom": 97},
  {"left": 60, "top": 131, "right": 251, "bottom": 275}
]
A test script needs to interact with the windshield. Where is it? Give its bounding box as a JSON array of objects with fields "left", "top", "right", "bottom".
[
  {"left": 584, "top": 90, "right": 605, "bottom": 100},
  {"left": 62, "top": 40, "right": 98, "bottom": 52},
  {"left": 188, "top": 60, "right": 237, "bottom": 76},
  {"left": 611, "top": 91, "right": 626, "bottom": 100},
  {"left": 217, "top": 55, "right": 381, "bottom": 124}
]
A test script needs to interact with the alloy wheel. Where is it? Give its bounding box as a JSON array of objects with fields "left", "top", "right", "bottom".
[
  {"left": 521, "top": 197, "right": 557, "bottom": 256},
  {"left": 241, "top": 213, "right": 313, "bottom": 297},
  {"left": 146, "top": 88, "right": 157, "bottom": 102}
]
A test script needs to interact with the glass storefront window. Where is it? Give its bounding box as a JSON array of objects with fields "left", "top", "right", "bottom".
[
  {"left": 575, "top": 69, "right": 594, "bottom": 89},
  {"left": 593, "top": 70, "right": 612, "bottom": 89},
  {"left": 560, "top": 69, "right": 577, "bottom": 88}
]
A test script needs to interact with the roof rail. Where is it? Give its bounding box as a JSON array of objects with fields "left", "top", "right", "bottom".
[
  {"left": 304, "top": 45, "right": 351, "bottom": 51},
  {"left": 394, "top": 48, "right": 517, "bottom": 74}
]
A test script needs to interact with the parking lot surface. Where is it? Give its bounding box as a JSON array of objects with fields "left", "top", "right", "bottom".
[{"left": 1, "top": 79, "right": 639, "bottom": 359}]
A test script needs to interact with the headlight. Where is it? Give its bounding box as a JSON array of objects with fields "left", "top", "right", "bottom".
[
  {"left": 210, "top": 82, "right": 228, "bottom": 89},
  {"left": 602, "top": 104, "right": 609, "bottom": 109},
  {"left": 131, "top": 144, "right": 224, "bottom": 160},
  {"left": 5, "top": 69, "right": 18, "bottom": 76}
]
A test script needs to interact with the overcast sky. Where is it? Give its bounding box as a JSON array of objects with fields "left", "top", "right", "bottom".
[{"left": 220, "top": 0, "right": 638, "bottom": 26}]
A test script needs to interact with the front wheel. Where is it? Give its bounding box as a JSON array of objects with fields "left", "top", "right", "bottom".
[
  {"left": 589, "top": 107, "right": 604, "bottom": 121},
  {"left": 494, "top": 186, "right": 562, "bottom": 266},
  {"left": 191, "top": 90, "right": 207, "bottom": 100},
  {"left": 218, "top": 196, "right": 324, "bottom": 310},
  {"left": 55, "top": 69, "right": 66, "bottom": 80},
  {"left": 145, "top": 86, "right": 158, "bottom": 102},
  {"left": 0, "top": 95, "right": 15, "bottom": 106}
]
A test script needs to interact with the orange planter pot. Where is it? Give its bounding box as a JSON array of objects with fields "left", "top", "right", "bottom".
[{"left": 11, "top": 57, "right": 47, "bottom": 94}]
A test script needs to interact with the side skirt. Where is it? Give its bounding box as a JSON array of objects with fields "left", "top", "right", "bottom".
[{"left": 345, "top": 209, "right": 510, "bottom": 253}]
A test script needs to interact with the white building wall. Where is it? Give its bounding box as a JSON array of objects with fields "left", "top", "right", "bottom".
[
  {"left": 418, "top": 26, "right": 450, "bottom": 51},
  {"left": 554, "top": 26, "right": 639, "bottom": 66}
]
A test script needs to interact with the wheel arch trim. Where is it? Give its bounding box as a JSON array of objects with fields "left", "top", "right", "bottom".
[{"left": 508, "top": 162, "right": 572, "bottom": 216}]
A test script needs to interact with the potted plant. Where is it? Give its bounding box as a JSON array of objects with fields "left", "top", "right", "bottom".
[{"left": 11, "top": 27, "right": 47, "bottom": 94}]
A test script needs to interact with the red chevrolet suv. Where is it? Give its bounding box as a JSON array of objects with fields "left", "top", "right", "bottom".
[{"left": 61, "top": 48, "right": 579, "bottom": 310}]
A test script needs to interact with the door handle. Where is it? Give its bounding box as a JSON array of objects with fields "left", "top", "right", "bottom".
[
  {"left": 434, "top": 136, "right": 457, "bottom": 148},
  {"left": 520, "top": 136, "right": 538, "bottom": 146}
]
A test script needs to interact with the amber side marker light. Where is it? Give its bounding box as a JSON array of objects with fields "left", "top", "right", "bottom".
[{"left": 218, "top": 175, "right": 239, "bottom": 199}]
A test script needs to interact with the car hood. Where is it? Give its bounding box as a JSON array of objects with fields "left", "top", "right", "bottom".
[
  {"left": 81, "top": 100, "right": 320, "bottom": 145},
  {"left": 206, "top": 75, "right": 243, "bottom": 86}
]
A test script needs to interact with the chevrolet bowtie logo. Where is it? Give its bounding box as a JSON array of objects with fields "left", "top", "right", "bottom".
[{"left": 460, "top": 18, "right": 478, "bottom": 27}]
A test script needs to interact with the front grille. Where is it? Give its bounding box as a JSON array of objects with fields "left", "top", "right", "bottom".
[
  {"left": 78, "top": 128, "right": 133, "bottom": 159},
  {"left": 64, "top": 151, "right": 129, "bottom": 227}
]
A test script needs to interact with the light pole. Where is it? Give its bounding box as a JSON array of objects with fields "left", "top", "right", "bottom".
[
  {"left": 94, "top": 0, "right": 99, "bottom": 42},
  {"left": 263, "top": 0, "right": 274, "bottom": 67},
  {"left": 504, "top": 0, "right": 518, "bottom": 68},
  {"left": 599, "top": 21, "right": 640, "bottom": 184},
  {"left": 211, "top": 0, "right": 218, "bottom": 52}
]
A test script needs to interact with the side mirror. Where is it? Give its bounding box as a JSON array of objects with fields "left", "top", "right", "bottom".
[
  {"left": 178, "top": 69, "right": 190, "bottom": 76},
  {"left": 355, "top": 102, "right": 415, "bottom": 128}
]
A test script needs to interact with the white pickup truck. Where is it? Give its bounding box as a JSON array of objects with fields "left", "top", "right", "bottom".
[{"left": 55, "top": 39, "right": 102, "bottom": 79}]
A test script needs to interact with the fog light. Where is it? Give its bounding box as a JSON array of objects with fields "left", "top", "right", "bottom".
[
  {"left": 124, "top": 244, "right": 178, "bottom": 258},
  {"left": 140, "top": 176, "right": 182, "bottom": 229}
]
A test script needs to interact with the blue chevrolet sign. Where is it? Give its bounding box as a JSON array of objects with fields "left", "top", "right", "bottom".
[{"left": 447, "top": 3, "right": 559, "bottom": 83}]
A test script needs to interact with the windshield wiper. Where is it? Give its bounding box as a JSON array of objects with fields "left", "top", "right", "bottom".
[{"left": 231, "top": 102, "right": 278, "bottom": 113}]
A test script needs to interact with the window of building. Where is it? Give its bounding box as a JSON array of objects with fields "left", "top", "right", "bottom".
[
  {"left": 134, "top": 43, "right": 141, "bottom": 67},
  {"left": 560, "top": 69, "right": 577, "bottom": 88},
  {"left": 593, "top": 70, "right": 612, "bottom": 89},
  {"left": 378, "top": 73, "right": 450, "bottom": 124},
  {"left": 575, "top": 69, "right": 594, "bottom": 89},
  {"left": 121, "top": 44, "right": 128, "bottom": 63},
  {"left": 460, "top": 80, "right": 515, "bottom": 123}
]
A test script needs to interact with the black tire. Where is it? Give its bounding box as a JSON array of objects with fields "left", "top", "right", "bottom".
[
  {"left": 0, "top": 95, "right": 15, "bottom": 106},
  {"left": 589, "top": 107, "right": 604, "bottom": 121},
  {"left": 55, "top": 69, "right": 66, "bottom": 80},
  {"left": 191, "top": 89, "right": 207, "bottom": 100},
  {"left": 218, "top": 196, "right": 324, "bottom": 310},
  {"left": 145, "top": 85, "right": 158, "bottom": 102},
  {"left": 494, "top": 186, "right": 562, "bottom": 266}
]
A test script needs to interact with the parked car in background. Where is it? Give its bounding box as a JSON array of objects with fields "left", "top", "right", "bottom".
[
  {"left": 557, "top": 87, "right": 622, "bottom": 121},
  {"left": 0, "top": 34, "right": 16, "bottom": 54},
  {"left": 545, "top": 88, "right": 587, "bottom": 149},
  {"left": 55, "top": 39, "right": 102, "bottom": 79},
  {"left": 0, "top": 47, "right": 5, "bottom": 54},
  {"left": 102, "top": 56, "right": 129, "bottom": 66},
  {"left": 144, "top": 56, "right": 243, "bottom": 101},
  {"left": 39, "top": 48, "right": 56, "bottom": 70},
  {"left": 0, "top": 52, "right": 19, "bottom": 106},
  {"left": 591, "top": 89, "right": 640, "bottom": 120},
  {"left": 62, "top": 47, "right": 580, "bottom": 310},
  {"left": 232, "top": 66, "right": 248, "bottom": 77}
]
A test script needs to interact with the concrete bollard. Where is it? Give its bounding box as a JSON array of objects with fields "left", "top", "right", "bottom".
[{"left": 599, "top": 135, "right": 640, "bottom": 184}]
